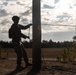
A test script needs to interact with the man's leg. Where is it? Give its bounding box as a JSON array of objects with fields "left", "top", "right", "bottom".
[
  {"left": 21, "top": 43, "right": 28, "bottom": 64},
  {"left": 21, "top": 43, "right": 32, "bottom": 67},
  {"left": 13, "top": 42, "right": 22, "bottom": 68}
]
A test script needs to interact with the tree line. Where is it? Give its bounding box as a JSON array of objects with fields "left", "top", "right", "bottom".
[{"left": 0, "top": 39, "right": 73, "bottom": 48}]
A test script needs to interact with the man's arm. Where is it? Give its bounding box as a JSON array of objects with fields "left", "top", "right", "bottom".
[
  {"left": 19, "top": 24, "right": 32, "bottom": 30},
  {"left": 21, "top": 33, "right": 29, "bottom": 39}
]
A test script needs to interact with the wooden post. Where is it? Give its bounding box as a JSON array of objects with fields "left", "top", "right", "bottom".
[{"left": 32, "top": 0, "right": 41, "bottom": 70}]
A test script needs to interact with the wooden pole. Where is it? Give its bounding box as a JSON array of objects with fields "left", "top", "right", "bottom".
[{"left": 32, "top": 0, "right": 41, "bottom": 70}]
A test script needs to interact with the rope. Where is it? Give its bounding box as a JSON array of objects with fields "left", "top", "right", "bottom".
[{"left": 28, "top": 27, "right": 30, "bottom": 41}]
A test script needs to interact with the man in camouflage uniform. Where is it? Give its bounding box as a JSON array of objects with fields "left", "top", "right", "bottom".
[{"left": 9, "top": 16, "right": 32, "bottom": 70}]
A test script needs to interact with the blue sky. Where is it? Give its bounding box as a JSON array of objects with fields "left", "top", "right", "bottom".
[{"left": 0, "top": 0, "right": 76, "bottom": 42}]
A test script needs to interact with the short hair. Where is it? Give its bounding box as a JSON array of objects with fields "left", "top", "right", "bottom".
[{"left": 12, "top": 16, "right": 20, "bottom": 21}]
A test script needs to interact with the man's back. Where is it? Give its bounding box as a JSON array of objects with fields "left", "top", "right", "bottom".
[{"left": 10, "top": 24, "right": 21, "bottom": 42}]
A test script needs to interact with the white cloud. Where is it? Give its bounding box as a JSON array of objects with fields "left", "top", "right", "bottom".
[
  {"left": 20, "top": 9, "right": 31, "bottom": 16},
  {"left": 42, "top": 31, "right": 75, "bottom": 42},
  {"left": 0, "top": 9, "right": 8, "bottom": 17},
  {"left": 43, "top": 4, "right": 55, "bottom": 9},
  {"left": 0, "top": 0, "right": 76, "bottom": 41},
  {"left": 21, "top": 18, "right": 28, "bottom": 24},
  {"left": 55, "top": 0, "right": 59, "bottom": 4}
]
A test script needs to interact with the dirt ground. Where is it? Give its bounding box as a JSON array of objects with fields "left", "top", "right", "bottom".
[
  {"left": 0, "top": 48, "right": 76, "bottom": 75},
  {"left": 1, "top": 59, "right": 76, "bottom": 75}
]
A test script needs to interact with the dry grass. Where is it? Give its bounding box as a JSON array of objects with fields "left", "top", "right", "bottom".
[
  {"left": 1, "top": 48, "right": 64, "bottom": 59},
  {"left": 0, "top": 48, "right": 76, "bottom": 75}
]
